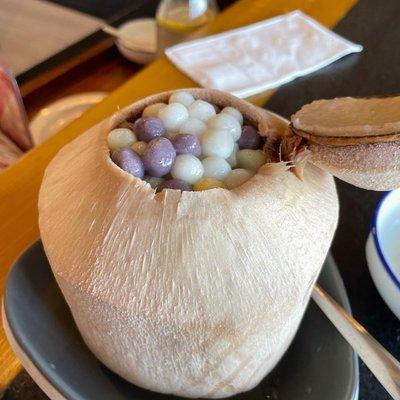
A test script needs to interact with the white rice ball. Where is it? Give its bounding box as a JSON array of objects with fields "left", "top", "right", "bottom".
[
  {"left": 179, "top": 118, "right": 206, "bottom": 136},
  {"left": 226, "top": 143, "right": 239, "bottom": 168},
  {"left": 144, "top": 176, "right": 164, "bottom": 189},
  {"left": 200, "top": 128, "right": 234, "bottom": 159},
  {"left": 171, "top": 154, "right": 204, "bottom": 184},
  {"left": 188, "top": 100, "right": 216, "bottom": 122},
  {"left": 169, "top": 91, "right": 195, "bottom": 107},
  {"left": 142, "top": 103, "right": 167, "bottom": 117},
  {"left": 107, "top": 128, "right": 137, "bottom": 151},
  {"left": 202, "top": 156, "right": 232, "bottom": 180},
  {"left": 158, "top": 103, "right": 189, "bottom": 132},
  {"left": 237, "top": 149, "right": 267, "bottom": 171},
  {"left": 221, "top": 106, "right": 243, "bottom": 125},
  {"left": 208, "top": 113, "right": 241, "bottom": 141}
]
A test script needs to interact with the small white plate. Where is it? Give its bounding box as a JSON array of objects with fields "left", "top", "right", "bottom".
[
  {"left": 116, "top": 18, "right": 157, "bottom": 65},
  {"left": 30, "top": 92, "right": 107, "bottom": 145},
  {"left": 366, "top": 189, "right": 400, "bottom": 319}
]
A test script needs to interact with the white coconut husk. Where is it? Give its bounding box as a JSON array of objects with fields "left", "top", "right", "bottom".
[
  {"left": 38, "top": 89, "right": 339, "bottom": 398},
  {"left": 290, "top": 96, "right": 400, "bottom": 190}
]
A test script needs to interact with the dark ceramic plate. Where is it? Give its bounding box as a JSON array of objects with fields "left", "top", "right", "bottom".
[{"left": 3, "top": 241, "right": 358, "bottom": 400}]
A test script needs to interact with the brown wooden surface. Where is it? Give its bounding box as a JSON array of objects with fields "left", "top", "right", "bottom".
[
  {"left": 23, "top": 45, "right": 139, "bottom": 120},
  {"left": 20, "top": 39, "right": 116, "bottom": 99},
  {"left": 0, "top": 0, "right": 358, "bottom": 394}
]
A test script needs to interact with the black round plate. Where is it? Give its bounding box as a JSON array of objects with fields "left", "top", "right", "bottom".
[{"left": 4, "top": 241, "right": 358, "bottom": 400}]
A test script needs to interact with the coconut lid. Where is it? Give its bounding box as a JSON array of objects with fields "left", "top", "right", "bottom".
[
  {"left": 291, "top": 96, "right": 400, "bottom": 145},
  {"left": 287, "top": 95, "right": 400, "bottom": 191}
]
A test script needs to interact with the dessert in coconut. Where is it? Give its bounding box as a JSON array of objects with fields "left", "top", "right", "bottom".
[{"left": 38, "top": 89, "right": 399, "bottom": 398}]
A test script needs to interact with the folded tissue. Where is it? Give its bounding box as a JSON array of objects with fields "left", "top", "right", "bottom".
[{"left": 166, "top": 11, "right": 362, "bottom": 98}]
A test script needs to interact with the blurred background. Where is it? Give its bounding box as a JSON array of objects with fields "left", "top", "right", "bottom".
[{"left": 0, "top": 0, "right": 231, "bottom": 169}]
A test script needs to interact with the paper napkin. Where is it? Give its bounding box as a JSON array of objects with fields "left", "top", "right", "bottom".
[{"left": 165, "top": 11, "right": 362, "bottom": 98}]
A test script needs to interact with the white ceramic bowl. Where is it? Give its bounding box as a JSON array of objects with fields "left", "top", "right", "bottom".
[
  {"left": 116, "top": 18, "right": 157, "bottom": 65},
  {"left": 366, "top": 189, "right": 400, "bottom": 319}
]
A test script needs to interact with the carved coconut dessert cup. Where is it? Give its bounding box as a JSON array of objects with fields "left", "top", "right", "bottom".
[{"left": 38, "top": 89, "right": 399, "bottom": 398}]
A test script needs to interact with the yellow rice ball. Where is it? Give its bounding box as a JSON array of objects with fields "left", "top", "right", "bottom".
[{"left": 193, "top": 177, "right": 226, "bottom": 191}]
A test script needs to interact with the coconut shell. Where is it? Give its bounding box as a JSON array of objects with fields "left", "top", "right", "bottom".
[
  {"left": 290, "top": 96, "right": 400, "bottom": 191},
  {"left": 309, "top": 141, "right": 400, "bottom": 191},
  {"left": 292, "top": 96, "right": 400, "bottom": 141},
  {"left": 39, "top": 89, "right": 339, "bottom": 398}
]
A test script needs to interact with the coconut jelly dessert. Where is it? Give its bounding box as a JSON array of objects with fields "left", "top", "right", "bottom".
[
  {"left": 39, "top": 89, "right": 400, "bottom": 398},
  {"left": 107, "top": 91, "right": 267, "bottom": 192}
]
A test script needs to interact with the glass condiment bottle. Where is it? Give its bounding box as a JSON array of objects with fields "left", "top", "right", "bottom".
[{"left": 156, "top": 0, "right": 218, "bottom": 55}]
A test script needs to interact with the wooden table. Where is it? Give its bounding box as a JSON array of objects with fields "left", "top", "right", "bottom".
[{"left": 0, "top": 0, "right": 360, "bottom": 395}]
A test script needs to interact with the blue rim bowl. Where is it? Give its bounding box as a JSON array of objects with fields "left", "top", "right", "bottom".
[{"left": 366, "top": 189, "right": 400, "bottom": 318}]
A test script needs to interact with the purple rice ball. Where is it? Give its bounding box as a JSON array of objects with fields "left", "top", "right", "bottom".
[
  {"left": 111, "top": 148, "right": 144, "bottom": 178},
  {"left": 142, "top": 137, "right": 176, "bottom": 177},
  {"left": 170, "top": 134, "right": 201, "bottom": 157},
  {"left": 134, "top": 117, "right": 166, "bottom": 142},
  {"left": 237, "top": 125, "right": 263, "bottom": 150}
]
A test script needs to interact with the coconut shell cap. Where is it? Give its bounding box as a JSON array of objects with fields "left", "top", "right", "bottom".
[
  {"left": 290, "top": 96, "right": 400, "bottom": 190},
  {"left": 39, "top": 89, "right": 339, "bottom": 398}
]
